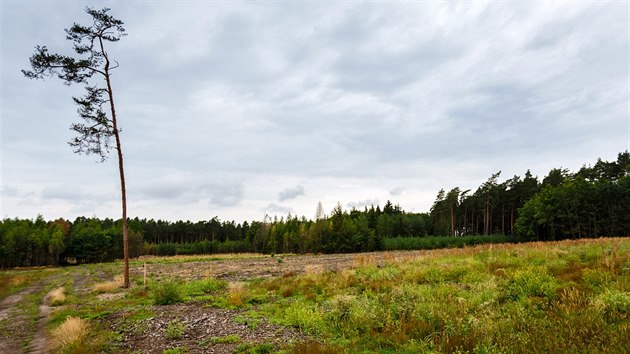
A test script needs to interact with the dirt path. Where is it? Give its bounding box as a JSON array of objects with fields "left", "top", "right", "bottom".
[
  {"left": 0, "top": 284, "right": 45, "bottom": 353},
  {"left": 0, "top": 285, "right": 39, "bottom": 322},
  {"left": 0, "top": 273, "right": 64, "bottom": 354},
  {"left": 27, "top": 288, "right": 56, "bottom": 354}
]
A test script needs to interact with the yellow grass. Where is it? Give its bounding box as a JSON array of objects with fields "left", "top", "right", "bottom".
[
  {"left": 92, "top": 275, "right": 123, "bottom": 293},
  {"left": 49, "top": 287, "right": 66, "bottom": 306},
  {"left": 50, "top": 316, "right": 89, "bottom": 350},
  {"left": 228, "top": 282, "right": 245, "bottom": 306}
]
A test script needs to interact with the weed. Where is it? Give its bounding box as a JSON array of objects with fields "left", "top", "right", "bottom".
[
  {"left": 233, "top": 342, "right": 275, "bottom": 354},
  {"left": 291, "top": 340, "right": 344, "bottom": 354},
  {"left": 164, "top": 319, "right": 186, "bottom": 340},
  {"left": 594, "top": 289, "right": 630, "bottom": 322},
  {"left": 582, "top": 268, "right": 612, "bottom": 291},
  {"left": 209, "top": 334, "right": 241, "bottom": 344},
  {"left": 235, "top": 314, "right": 261, "bottom": 330},
  {"left": 183, "top": 278, "right": 227, "bottom": 298},
  {"left": 153, "top": 280, "right": 183, "bottom": 305},
  {"left": 228, "top": 283, "right": 249, "bottom": 307},
  {"left": 506, "top": 267, "right": 559, "bottom": 301},
  {"left": 163, "top": 346, "right": 187, "bottom": 354},
  {"left": 283, "top": 303, "right": 325, "bottom": 335}
]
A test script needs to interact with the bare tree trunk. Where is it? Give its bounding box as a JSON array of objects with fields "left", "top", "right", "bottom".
[
  {"left": 485, "top": 200, "right": 491, "bottom": 235},
  {"left": 510, "top": 207, "right": 515, "bottom": 235},
  {"left": 450, "top": 205, "right": 455, "bottom": 236},
  {"left": 103, "top": 48, "right": 129, "bottom": 288},
  {"left": 501, "top": 205, "right": 505, "bottom": 235}
]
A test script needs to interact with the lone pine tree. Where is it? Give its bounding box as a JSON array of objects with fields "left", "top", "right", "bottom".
[{"left": 23, "top": 7, "right": 131, "bottom": 287}]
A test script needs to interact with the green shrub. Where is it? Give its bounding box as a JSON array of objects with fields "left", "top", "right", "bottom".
[
  {"left": 157, "top": 243, "right": 177, "bottom": 256},
  {"left": 153, "top": 281, "right": 183, "bottom": 305}
]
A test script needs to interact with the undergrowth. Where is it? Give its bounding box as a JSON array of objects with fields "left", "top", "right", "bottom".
[{"left": 244, "top": 238, "right": 630, "bottom": 353}]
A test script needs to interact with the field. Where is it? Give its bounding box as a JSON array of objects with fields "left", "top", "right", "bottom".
[{"left": 1, "top": 238, "right": 629, "bottom": 353}]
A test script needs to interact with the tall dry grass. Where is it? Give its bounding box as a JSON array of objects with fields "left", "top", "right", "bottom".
[
  {"left": 92, "top": 275, "right": 123, "bottom": 293},
  {"left": 49, "top": 316, "right": 89, "bottom": 350},
  {"left": 49, "top": 287, "right": 66, "bottom": 306}
]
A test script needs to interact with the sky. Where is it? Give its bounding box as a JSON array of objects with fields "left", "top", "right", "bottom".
[{"left": 1, "top": 1, "right": 628, "bottom": 223}]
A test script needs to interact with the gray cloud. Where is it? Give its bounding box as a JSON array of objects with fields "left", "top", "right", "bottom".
[
  {"left": 41, "top": 186, "right": 88, "bottom": 201},
  {"left": 2, "top": 2, "right": 626, "bottom": 222},
  {"left": 264, "top": 203, "right": 295, "bottom": 216},
  {"left": 347, "top": 199, "right": 380, "bottom": 210},
  {"left": 278, "top": 185, "right": 305, "bottom": 202},
  {"left": 208, "top": 181, "right": 245, "bottom": 208},
  {"left": 390, "top": 187, "right": 404, "bottom": 196},
  {"left": 134, "top": 173, "right": 244, "bottom": 208},
  {"left": 1, "top": 185, "right": 19, "bottom": 198}
]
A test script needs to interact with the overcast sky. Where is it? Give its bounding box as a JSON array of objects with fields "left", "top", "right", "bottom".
[{"left": 1, "top": 1, "right": 628, "bottom": 223}]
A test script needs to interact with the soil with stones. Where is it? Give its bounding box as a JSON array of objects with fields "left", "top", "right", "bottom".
[
  {"left": 109, "top": 303, "right": 307, "bottom": 353},
  {"left": 135, "top": 251, "right": 422, "bottom": 282}
]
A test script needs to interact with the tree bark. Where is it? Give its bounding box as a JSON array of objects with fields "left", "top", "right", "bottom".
[
  {"left": 450, "top": 205, "right": 455, "bottom": 236},
  {"left": 103, "top": 45, "right": 129, "bottom": 288}
]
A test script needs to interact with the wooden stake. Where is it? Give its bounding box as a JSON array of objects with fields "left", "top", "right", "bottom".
[{"left": 143, "top": 262, "right": 147, "bottom": 287}]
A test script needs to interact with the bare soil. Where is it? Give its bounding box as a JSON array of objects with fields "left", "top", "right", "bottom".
[
  {"left": 135, "top": 251, "right": 421, "bottom": 282},
  {"left": 28, "top": 288, "right": 55, "bottom": 354},
  {"left": 111, "top": 304, "right": 307, "bottom": 353},
  {"left": 0, "top": 285, "right": 41, "bottom": 353},
  {"left": 0, "top": 278, "right": 58, "bottom": 354}
]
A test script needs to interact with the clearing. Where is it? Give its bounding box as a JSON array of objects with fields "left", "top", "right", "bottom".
[{"left": 1, "top": 238, "right": 629, "bottom": 353}]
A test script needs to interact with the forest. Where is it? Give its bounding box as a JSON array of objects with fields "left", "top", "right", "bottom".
[{"left": 1, "top": 152, "right": 628, "bottom": 268}]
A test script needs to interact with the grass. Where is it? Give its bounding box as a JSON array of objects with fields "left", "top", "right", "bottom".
[
  {"left": 92, "top": 275, "right": 124, "bottom": 293},
  {"left": 0, "top": 268, "right": 59, "bottom": 302},
  {"left": 205, "top": 334, "right": 241, "bottom": 345},
  {"left": 152, "top": 280, "right": 183, "bottom": 305},
  {"left": 49, "top": 316, "right": 89, "bottom": 351},
  {"left": 49, "top": 287, "right": 66, "bottom": 306},
  {"left": 164, "top": 319, "right": 186, "bottom": 340},
  {"left": 383, "top": 234, "right": 518, "bottom": 251},
  {"left": 243, "top": 237, "right": 630, "bottom": 353},
  {"left": 129, "top": 253, "right": 265, "bottom": 266},
  {"left": 2, "top": 237, "right": 629, "bottom": 353}
]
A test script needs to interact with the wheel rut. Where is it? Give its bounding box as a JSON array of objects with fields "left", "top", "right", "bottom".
[{"left": 27, "top": 288, "right": 56, "bottom": 354}]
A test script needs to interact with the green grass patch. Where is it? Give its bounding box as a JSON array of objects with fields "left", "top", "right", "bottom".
[{"left": 164, "top": 319, "right": 186, "bottom": 340}]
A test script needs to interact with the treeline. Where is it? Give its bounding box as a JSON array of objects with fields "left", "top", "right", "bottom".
[
  {"left": 0, "top": 203, "right": 431, "bottom": 268},
  {"left": 1, "top": 153, "right": 628, "bottom": 268},
  {"left": 429, "top": 152, "right": 630, "bottom": 240}
]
